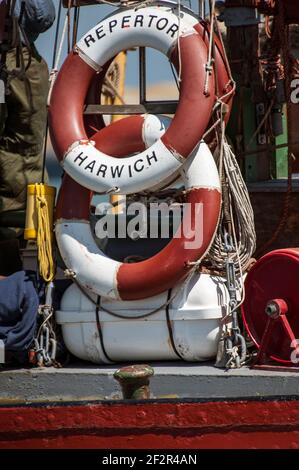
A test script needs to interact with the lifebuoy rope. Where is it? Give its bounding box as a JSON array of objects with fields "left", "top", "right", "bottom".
[
  {"left": 206, "top": 139, "right": 256, "bottom": 274},
  {"left": 203, "top": 0, "right": 216, "bottom": 96}
]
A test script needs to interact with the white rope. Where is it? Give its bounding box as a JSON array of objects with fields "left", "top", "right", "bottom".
[
  {"left": 203, "top": 0, "right": 216, "bottom": 96},
  {"left": 207, "top": 138, "right": 256, "bottom": 275},
  {"left": 177, "top": 0, "right": 182, "bottom": 84},
  {"left": 47, "top": 14, "right": 69, "bottom": 107}
]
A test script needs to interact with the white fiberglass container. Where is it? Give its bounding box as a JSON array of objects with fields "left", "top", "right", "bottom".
[{"left": 56, "top": 274, "right": 231, "bottom": 364}]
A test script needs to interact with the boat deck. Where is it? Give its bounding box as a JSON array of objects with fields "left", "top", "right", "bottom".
[{"left": 1, "top": 362, "right": 299, "bottom": 404}]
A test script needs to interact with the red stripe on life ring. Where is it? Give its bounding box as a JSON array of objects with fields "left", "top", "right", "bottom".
[
  {"left": 49, "top": 53, "right": 95, "bottom": 160},
  {"left": 117, "top": 188, "right": 221, "bottom": 300}
]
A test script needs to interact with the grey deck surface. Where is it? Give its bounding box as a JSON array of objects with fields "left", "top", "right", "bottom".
[{"left": 1, "top": 362, "right": 299, "bottom": 404}]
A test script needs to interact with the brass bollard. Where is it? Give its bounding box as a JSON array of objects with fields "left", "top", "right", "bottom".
[{"left": 114, "top": 364, "right": 154, "bottom": 399}]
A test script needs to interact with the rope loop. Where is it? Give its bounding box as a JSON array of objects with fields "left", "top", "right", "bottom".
[{"left": 35, "top": 183, "right": 55, "bottom": 283}]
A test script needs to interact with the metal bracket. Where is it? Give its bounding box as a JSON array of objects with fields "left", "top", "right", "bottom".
[{"left": 252, "top": 298, "right": 299, "bottom": 371}]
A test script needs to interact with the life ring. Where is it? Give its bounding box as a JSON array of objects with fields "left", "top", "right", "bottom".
[
  {"left": 85, "top": 20, "right": 234, "bottom": 153},
  {"left": 55, "top": 136, "right": 221, "bottom": 300},
  {"left": 49, "top": 6, "right": 216, "bottom": 194},
  {"left": 84, "top": 10, "right": 233, "bottom": 139},
  {"left": 56, "top": 113, "right": 172, "bottom": 222}
]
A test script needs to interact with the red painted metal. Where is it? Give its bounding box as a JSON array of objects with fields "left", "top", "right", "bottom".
[
  {"left": 254, "top": 298, "right": 299, "bottom": 367},
  {"left": 1, "top": 399, "right": 299, "bottom": 449},
  {"left": 242, "top": 249, "right": 299, "bottom": 364}
]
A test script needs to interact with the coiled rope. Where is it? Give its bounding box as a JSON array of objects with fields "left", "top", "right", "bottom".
[
  {"left": 207, "top": 139, "right": 256, "bottom": 274},
  {"left": 35, "top": 184, "right": 55, "bottom": 283}
]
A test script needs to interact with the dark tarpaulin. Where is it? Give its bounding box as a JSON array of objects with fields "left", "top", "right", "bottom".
[{"left": 0, "top": 271, "right": 38, "bottom": 360}]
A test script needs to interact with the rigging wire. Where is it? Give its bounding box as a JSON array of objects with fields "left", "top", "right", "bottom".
[
  {"left": 51, "top": 0, "right": 63, "bottom": 70},
  {"left": 42, "top": 0, "right": 63, "bottom": 183},
  {"left": 72, "top": 4, "right": 81, "bottom": 47}
]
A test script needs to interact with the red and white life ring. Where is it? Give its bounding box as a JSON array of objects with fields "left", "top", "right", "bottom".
[
  {"left": 83, "top": 12, "right": 234, "bottom": 146},
  {"left": 55, "top": 135, "right": 221, "bottom": 300},
  {"left": 49, "top": 6, "right": 216, "bottom": 194},
  {"left": 55, "top": 113, "right": 172, "bottom": 222},
  {"left": 83, "top": 13, "right": 234, "bottom": 145}
]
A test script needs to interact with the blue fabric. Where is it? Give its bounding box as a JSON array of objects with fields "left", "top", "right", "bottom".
[
  {"left": 13, "top": 0, "right": 56, "bottom": 43},
  {"left": 0, "top": 271, "right": 38, "bottom": 353}
]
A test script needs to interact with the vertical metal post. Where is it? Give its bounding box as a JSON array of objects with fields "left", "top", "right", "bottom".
[
  {"left": 139, "top": 47, "right": 146, "bottom": 105},
  {"left": 109, "top": 52, "right": 128, "bottom": 214}
]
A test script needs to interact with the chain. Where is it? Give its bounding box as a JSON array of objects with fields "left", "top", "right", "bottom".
[
  {"left": 221, "top": 233, "right": 247, "bottom": 369},
  {"left": 29, "top": 283, "right": 60, "bottom": 367}
]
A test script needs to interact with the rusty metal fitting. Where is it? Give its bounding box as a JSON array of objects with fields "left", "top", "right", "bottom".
[{"left": 114, "top": 364, "right": 154, "bottom": 400}]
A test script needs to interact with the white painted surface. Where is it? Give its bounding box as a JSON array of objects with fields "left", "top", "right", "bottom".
[
  {"left": 76, "top": 7, "right": 196, "bottom": 69},
  {"left": 56, "top": 274, "right": 230, "bottom": 364},
  {"left": 56, "top": 221, "right": 121, "bottom": 299},
  {"left": 142, "top": 114, "right": 171, "bottom": 148},
  {"left": 180, "top": 142, "right": 221, "bottom": 191},
  {"left": 63, "top": 138, "right": 182, "bottom": 195}
]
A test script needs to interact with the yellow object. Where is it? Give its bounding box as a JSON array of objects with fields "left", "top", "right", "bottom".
[
  {"left": 105, "top": 52, "right": 127, "bottom": 214},
  {"left": 25, "top": 183, "right": 56, "bottom": 282},
  {"left": 110, "top": 51, "right": 127, "bottom": 124},
  {"left": 111, "top": 194, "right": 126, "bottom": 214}
]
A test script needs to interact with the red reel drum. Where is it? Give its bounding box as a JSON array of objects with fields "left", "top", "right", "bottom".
[{"left": 242, "top": 249, "right": 299, "bottom": 363}]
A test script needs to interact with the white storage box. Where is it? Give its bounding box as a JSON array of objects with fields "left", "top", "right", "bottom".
[{"left": 56, "top": 274, "right": 231, "bottom": 364}]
